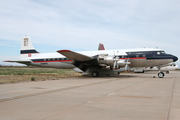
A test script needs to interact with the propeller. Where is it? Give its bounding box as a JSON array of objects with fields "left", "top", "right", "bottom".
[
  {"left": 113, "top": 51, "right": 120, "bottom": 70},
  {"left": 113, "top": 56, "right": 119, "bottom": 70},
  {"left": 125, "top": 59, "right": 130, "bottom": 72}
]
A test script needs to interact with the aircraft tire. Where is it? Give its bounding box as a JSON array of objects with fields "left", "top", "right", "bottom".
[
  {"left": 166, "top": 71, "right": 169, "bottom": 74},
  {"left": 92, "top": 71, "right": 99, "bottom": 77},
  {"left": 158, "top": 72, "right": 164, "bottom": 78}
]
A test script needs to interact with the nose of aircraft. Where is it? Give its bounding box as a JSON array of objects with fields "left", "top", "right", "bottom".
[{"left": 173, "top": 55, "right": 178, "bottom": 62}]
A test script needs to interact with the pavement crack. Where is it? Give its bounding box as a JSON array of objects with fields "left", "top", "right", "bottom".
[{"left": 166, "top": 72, "right": 177, "bottom": 120}]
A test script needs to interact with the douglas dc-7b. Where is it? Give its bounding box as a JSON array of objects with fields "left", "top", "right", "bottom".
[{"left": 5, "top": 36, "right": 178, "bottom": 78}]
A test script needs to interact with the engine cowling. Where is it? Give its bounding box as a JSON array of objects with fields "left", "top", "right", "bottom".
[
  {"left": 98, "top": 54, "right": 114, "bottom": 66},
  {"left": 97, "top": 54, "right": 127, "bottom": 67}
]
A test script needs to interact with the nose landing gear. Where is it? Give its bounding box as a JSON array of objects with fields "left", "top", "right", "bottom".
[{"left": 158, "top": 66, "right": 165, "bottom": 78}]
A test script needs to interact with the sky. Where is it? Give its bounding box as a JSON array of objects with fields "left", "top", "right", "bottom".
[{"left": 0, "top": 0, "right": 180, "bottom": 66}]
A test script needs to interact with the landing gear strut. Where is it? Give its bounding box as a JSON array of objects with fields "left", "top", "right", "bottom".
[
  {"left": 92, "top": 71, "right": 99, "bottom": 77},
  {"left": 158, "top": 66, "right": 164, "bottom": 78}
]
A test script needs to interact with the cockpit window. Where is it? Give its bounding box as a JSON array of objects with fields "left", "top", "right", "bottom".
[
  {"left": 161, "top": 51, "right": 165, "bottom": 54},
  {"left": 157, "top": 52, "right": 160, "bottom": 55},
  {"left": 157, "top": 51, "right": 166, "bottom": 55}
]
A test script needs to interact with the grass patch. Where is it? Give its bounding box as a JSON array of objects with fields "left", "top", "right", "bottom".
[
  {"left": 0, "top": 67, "right": 82, "bottom": 84},
  {"left": 0, "top": 68, "right": 75, "bottom": 75}
]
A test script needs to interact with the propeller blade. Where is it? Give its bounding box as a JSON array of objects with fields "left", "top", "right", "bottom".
[
  {"left": 125, "top": 59, "right": 130, "bottom": 72},
  {"left": 113, "top": 61, "right": 116, "bottom": 70}
]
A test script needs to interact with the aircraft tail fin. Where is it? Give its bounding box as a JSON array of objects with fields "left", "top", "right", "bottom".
[
  {"left": 98, "top": 43, "right": 106, "bottom": 50},
  {"left": 98, "top": 43, "right": 105, "bottom": 50},
  {"left": 20, "top": 35, "right": 39, "bottom": 58}
]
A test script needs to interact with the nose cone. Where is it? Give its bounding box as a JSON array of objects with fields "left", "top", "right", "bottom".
[{"left": 173, "top": 55, "right": 178, "bottom": 62}]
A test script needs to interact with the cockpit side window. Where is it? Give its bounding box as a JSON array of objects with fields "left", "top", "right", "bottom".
[
  {"left": 157, "top": 51, "right": 166, "bottom": 55},
  {"left": 161, "top": 51, "right": 165, "bottom": 54}
]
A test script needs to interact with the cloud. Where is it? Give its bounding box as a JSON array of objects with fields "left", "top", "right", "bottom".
[{"left": 0, "top": 0, "right": 179, "bottom": 65}]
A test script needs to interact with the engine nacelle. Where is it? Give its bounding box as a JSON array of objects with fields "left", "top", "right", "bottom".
[
  {"left": 117, "top": 60, "right": 126, "bottom": 67},
  {"left": 98, "top": 54, "right": 114, "bottom": 66},
  {"left": 97, "top": 54, "right": 126, "bottom": 67}
]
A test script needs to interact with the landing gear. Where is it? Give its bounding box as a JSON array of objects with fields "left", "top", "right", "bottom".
[
  {"left": 158, "top": 72, "right": 164, "bottom": 78},
  {"left": 166, "top": 71, "right": 169, "bottom": 74},
  {"left": 92, "top": 71, "right": 99, "bottom": 77},
  {"left": 157, "top": 66, "right": 165, "bottom": 78}
]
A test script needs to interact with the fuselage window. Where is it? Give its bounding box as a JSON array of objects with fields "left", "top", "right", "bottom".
[{"left": 161, "top": 51, "right": 165, "bottom": 54}]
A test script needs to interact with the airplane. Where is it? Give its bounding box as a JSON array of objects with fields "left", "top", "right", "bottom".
[{"left": 4, "top": 35, "right": 178, "bottom": 78}]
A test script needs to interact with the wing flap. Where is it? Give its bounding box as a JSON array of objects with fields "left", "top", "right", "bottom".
[{"left": 57, "top": 50, "right": 93, "bottom": 61}]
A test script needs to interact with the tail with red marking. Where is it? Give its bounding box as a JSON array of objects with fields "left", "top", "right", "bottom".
[
  {"left": 98, "top": 43, "right": 106, "bottom": 50},
  {"left": 20, "top": 35, "right": 39, "bottom": 58}
]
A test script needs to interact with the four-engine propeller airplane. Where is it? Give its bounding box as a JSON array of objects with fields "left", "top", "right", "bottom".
[{"left": 4, "top": 36, "right": 178, "bottom": 78}]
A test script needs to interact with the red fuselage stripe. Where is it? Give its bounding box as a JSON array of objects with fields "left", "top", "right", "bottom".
[
  {"left": 32, "top": 57, "right": 146, "bottom": 63},
  {"left": 120, "top": 57, "right": 146, "bottom": 60},
  {"left": 33, "top": 60, "right": 73, "bottom": 63}
]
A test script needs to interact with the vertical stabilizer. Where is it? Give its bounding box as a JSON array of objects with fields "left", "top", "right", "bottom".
[
  {"left": 20, "top": 35, "right": 39, "bottom": 58},
  {"left": 98, "top": 43, "right": 106, "bottom": 50}
]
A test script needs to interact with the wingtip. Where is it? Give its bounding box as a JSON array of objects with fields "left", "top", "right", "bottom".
[
  {"left": 3, "top": 60, "right": 11, "bottom": 62},
  {"left": 57, "top": 50, "right": 71, "bottom": 53}
]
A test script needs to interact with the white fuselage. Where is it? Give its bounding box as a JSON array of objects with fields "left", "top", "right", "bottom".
[{"left": 20, "top": 48, "right": 174, "bottom": 70}]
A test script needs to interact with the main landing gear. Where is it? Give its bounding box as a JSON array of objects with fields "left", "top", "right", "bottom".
[
  {"left": 92, "top": 71, "right": 99, "bottom": 77},
  {"left": 158, "top": 72, "right": 164, "bottom": 78}
]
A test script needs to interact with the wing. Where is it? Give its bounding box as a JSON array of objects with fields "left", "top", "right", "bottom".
[
  {"left": 57, "top": 50, "right": 93, "bottom": 61},
  {"left": 57, "top": 50, "right": 100, "bottom": 72},
  {"left": 4, "top": 60, "right": 31, "bottom": 65}
]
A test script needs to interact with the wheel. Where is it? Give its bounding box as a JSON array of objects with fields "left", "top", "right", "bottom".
[
  {"left": 166, "top": 71, "right": 169, "bottom": 74},
  {"left": 92, "top": 71, "right": 99, "bottom": 77},
  {"left": 158, "top": 72, "right": 164, "bottom": 78}
]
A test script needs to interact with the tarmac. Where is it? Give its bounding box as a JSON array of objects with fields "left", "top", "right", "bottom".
[{"left": 0, "top": 71, "right": 179, "bottom": 120}]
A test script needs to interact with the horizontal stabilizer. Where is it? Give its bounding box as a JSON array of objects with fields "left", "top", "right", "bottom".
[
  {"left": 4, "top": 60, "right": 31, "bottom": 64},
  {"left": 57, "top": 50, "right": 93, "bottom": 61}
]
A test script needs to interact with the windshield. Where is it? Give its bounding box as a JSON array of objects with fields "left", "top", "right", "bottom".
[
  {"left": 161, "top": 51, "right": 166, "bottom": 54},
  {"left": 157, "top": 51, "right": 166, "bottom": 55}
]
